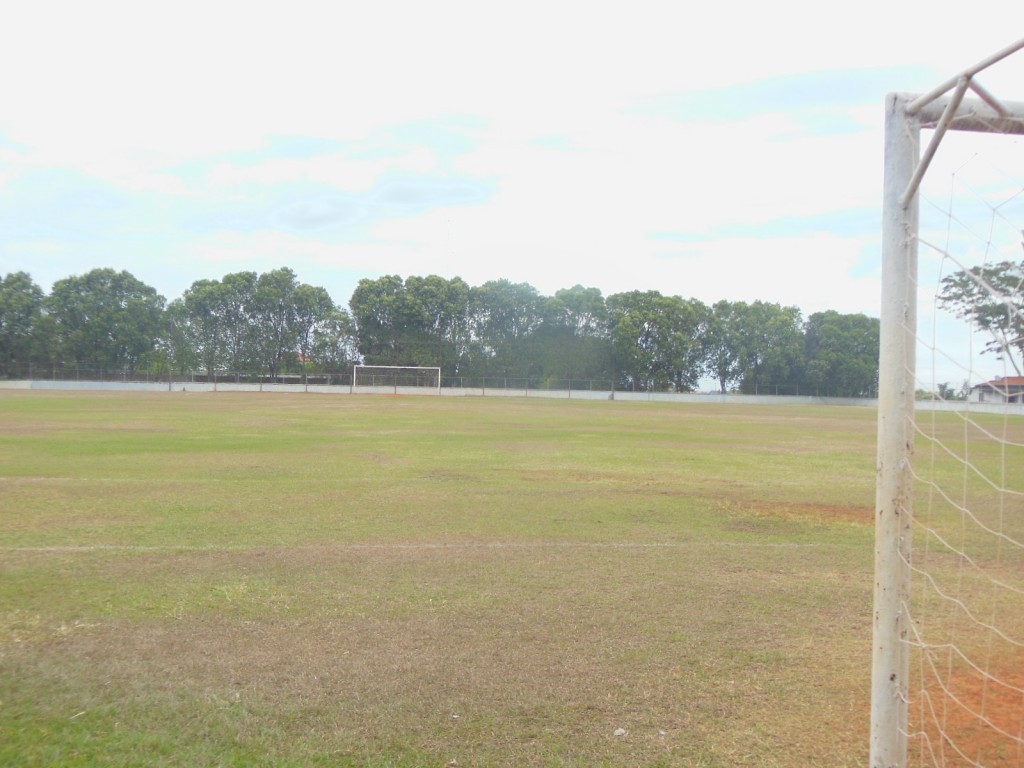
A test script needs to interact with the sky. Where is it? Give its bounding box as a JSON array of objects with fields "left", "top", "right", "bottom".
[{"left": 1, "top": 1, "right": 1023, "bottom": 372}]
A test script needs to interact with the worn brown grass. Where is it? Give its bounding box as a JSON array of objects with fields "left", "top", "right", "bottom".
[{"left": 1, "top": 392, "right": 875, "bottom": 766}]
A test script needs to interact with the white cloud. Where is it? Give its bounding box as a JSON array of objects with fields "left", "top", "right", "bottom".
[
  {"left": 204, "top": 145, "right": 443, "bottom": 192},
  {"left": 1, "top": 0, "right": 1023, "bottom": 332}
]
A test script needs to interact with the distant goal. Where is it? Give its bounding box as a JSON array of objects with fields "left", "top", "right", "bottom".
[{"left": 352, "top": 365, "right": 442, "bottom": 395}]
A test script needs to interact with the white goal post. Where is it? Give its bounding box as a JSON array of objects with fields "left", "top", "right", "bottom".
[
  {"left": 352, "top": 365, "right": 442, "bottom": 395},
  {"left": 873, "top": 38, "right": 1024, "bottom": 768}
]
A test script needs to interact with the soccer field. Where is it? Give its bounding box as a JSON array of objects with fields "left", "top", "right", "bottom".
[{"left": 0, "top": 391, "right": 877, "bottom": 767}]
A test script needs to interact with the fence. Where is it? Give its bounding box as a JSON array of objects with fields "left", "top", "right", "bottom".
[{"left": 1, "top": 366, "right": 878, "bottom": 399}]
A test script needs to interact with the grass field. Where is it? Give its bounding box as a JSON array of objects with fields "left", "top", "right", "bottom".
[{"left": 0, "top": 391, "right": 878, "bottom": 767}]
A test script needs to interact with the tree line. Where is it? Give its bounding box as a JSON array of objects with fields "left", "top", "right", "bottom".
[{"left": 0, "top": 266, "right": 886, "bottom": 395}]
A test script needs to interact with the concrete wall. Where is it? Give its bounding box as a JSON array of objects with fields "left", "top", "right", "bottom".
[
  {"left": 0, "top": 379, "right": 174, "bottom": 393},
  {"left": 0, "top": 378, "right": 880, "bottom": 407},
  {"left": 9, "top": 378, "right": 1022, "bottom": 414}
]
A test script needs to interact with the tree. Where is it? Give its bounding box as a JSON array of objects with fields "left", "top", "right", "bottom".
[
  {"left": 176, "top": 272, "right": 258, "bottom": 380},
  {"left": 732, "top": 301, "right": 804, "bottom": 395},
  {"left": 607, "top": 291, "right": 707, "bottom": 392},
  {"left": 310, "top": 308, "right": 358, "bottom": 374},
  {"left": 292, "top": 283, "right": 336, "bottom": 378},
  {"left": 350, "top": 275, "right": 408, "bottom": 365},
  {"left": 161, "top": 298, "right": 198, "bottom": 377},
  {"left": 802, "top": 311, "right": 880, "bottom": 397},
  {"left": 250, "top": 267, "right": 301, "bottom": 378},
  {"left": 938, "top": 259, "right": 1024, "bottom": 375},
  {"left": 179, "top": 279, "right": 228, "bottom": 379},
  {"left": 0, "top": 272, "right": 44, "bottom": 377},
  {"left": 402, "top": 275, "right": 472, "bottom": 371},
  {"left": 532, "top": 285, "right": 612, "bottom": 387},
  {"left": 218, "top": 271, "right": 259, "bottom": 378},
  {"left": 47, "top": 268, "right": 165, "bottom": 375},
  {"left": 173, "top": 268, "right": 338, "bottom": 381},
  {"left": 546, "top": 285, "right": 608, "bottom": 337},
  {"left": 467, "top": 280, "right": 545, "bottom": 379},
  {"left": 704, "top": 300, "right": 744, "bottom": 393}
]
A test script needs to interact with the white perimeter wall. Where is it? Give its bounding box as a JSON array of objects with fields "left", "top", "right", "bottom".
[{"left": 2, "top": 378, "right": 1019, "bottom": 415}]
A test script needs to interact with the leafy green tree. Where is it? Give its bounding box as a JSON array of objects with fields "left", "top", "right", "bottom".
[
  {"left": 733, "top": 301, "right": 804, "bottom": 395},
  {"left": 292, "top": 283, "right": 336, "bottom": 377},
  {"left": 175, "top": 272, "right": 258, "bottom": 380},
  {"left": 546, "top": 285, "right": 609, "bottom": 337},
  {"left": 533, "top": 285, "right": 613, "bottom": 387},
  {"left": 467, "top": 280, "right": 545, "bottom": 379},
  {"left": 218, "top": 271, "right": 259, "bottom": 378},
  {"left": 174, "top": 269, "right": 338, "bottom": 380},
  {"left": 704, "top": 300, "right": 744, "bottom": 393},
  {"left": 938, "top": 259, "right": 1024, "bottom": 375},
  {"left": 250, "top": 267, "right": 302, "bottom": 378},
  {"left": 607, "top": 291, "right": 707, "bottom": 391},
  {"left": 402, "top": 275, "right": 472, "bottom": 371},
  {"left": 0, "top": 272, "right": 44, "bottom": 377},
  {"left": 802, "top": 311, "right": 879, "bottom": 397},
  {"left": 179, "top": 279, "right": 228, "bottom": 379},
  {"left": 161, "top": 298, "right": 199, "bottom": 376},
  {"left": 310, "top": 308, "right": 358, "bottom": 374},
  {"left": 31, "top": 312, "right": 58, "bottom": 377},
  {"left": 668, "top": 298, "right": 711, "bottom": 391},
  {"left": 6, "top": 264, "right": 894, "bottom": 396},
  {"left": 350, "top": 275, "right": 408, "bottom": 365},
  {"left": 935, "top": 382, "right": 959, "bottom": 401},
  {"left": 47, "top": 268, "right": 165, "bottom": 375}
]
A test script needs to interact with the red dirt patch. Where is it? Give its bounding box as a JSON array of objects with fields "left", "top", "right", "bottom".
[
  {"left": 911, "top": 652, "right": 1024, "bottom": 766},
  {"left": 745, "top": 500, "right": 873, "bottom": 525}
]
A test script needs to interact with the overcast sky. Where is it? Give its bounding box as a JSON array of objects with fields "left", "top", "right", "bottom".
[{"left": 1, "top": 1, "right": 1022, "bottom": 339}]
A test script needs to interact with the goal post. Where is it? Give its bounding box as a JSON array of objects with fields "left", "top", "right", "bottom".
[
  {"left": 351, "top": 365, "right": 442, "bottom": 395},
  {"left": 873, "top": 39, "right": 1024, "bottom": 768}
]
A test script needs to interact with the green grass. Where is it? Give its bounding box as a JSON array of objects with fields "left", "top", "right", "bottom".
[{"left": 1, "top": 391, "right": 878, "bottom": 766}]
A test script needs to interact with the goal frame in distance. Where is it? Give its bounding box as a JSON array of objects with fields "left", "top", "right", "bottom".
[{"left": 351, "top": 365, "right": 442, "bottom": 395}]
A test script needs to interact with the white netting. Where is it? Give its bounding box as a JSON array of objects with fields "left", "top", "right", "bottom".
[{"left": 909, "top": 130, "right": 1024, "bottom": 767}]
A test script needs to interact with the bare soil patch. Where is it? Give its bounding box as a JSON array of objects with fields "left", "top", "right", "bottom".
[
  {"left": 911, "top": 652, "right": 1024, "bottom": 766},
  {"left": 745, "top": 500, "right": 874, "bottom": 525}
]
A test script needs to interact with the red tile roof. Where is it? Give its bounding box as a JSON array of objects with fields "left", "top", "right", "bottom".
[{"left": 974, "top": 376, "right": 1024, "bottom": 389}]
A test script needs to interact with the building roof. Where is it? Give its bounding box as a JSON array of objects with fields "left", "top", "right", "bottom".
[{"left": 972, "top": 376, "right": 1024, "bottom": 390}]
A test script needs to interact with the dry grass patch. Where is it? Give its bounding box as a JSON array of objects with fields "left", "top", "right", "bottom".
[
  {"left": 0, "top": 392, "right": 879, "bottom": 766},
  {"left": 3, "top": 543, "right": 871, "bottom": 766}
]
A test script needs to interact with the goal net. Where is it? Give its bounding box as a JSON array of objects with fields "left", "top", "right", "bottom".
[
  {"left": 873, "top": 40, "right": 1024, "bottom": 767},
  {"left": 352, "top": 365, "right": 441, "bottom": 394}
]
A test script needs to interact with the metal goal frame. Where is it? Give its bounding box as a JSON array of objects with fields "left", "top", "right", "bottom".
[
  {"left": 872, "top": 38, "right": 1024, "bottom": 768},
  {"left": 351, "top": 364, "right": 442, "bottom": 395}
]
